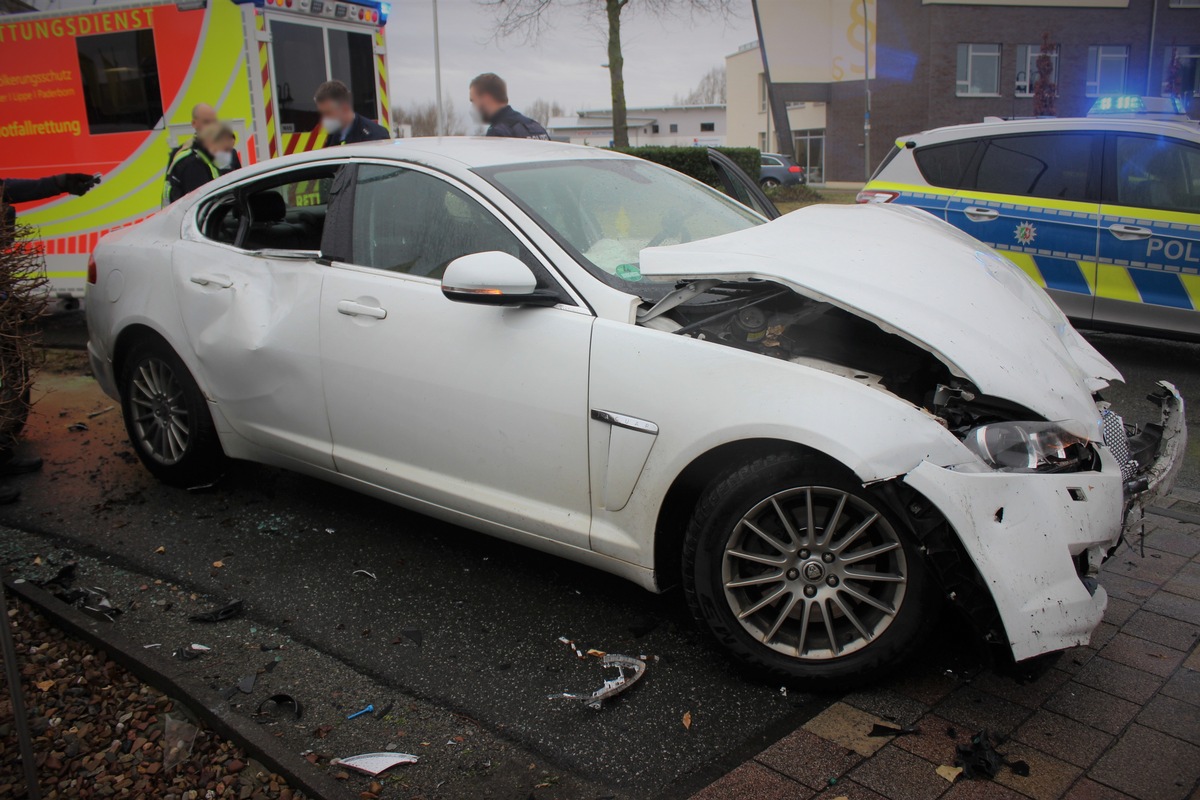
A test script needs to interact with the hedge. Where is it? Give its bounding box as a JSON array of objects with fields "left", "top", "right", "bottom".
[{"left": 610, "top": 146, "right": 761, "bottom": 186}]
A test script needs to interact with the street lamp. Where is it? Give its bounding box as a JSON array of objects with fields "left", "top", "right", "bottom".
[
  {"left": 863, "top": 0, "right": 872, "bottom": 182},
  {"left": 433, "top": 0, "right": 444, "bottom": 136}
]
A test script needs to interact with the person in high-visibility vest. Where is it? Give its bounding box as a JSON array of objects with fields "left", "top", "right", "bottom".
[{"left": 163, "top": 123, "right": 238, "bottom": 206}]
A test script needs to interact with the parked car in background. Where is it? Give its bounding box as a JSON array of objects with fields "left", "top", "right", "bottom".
[
  {"left": 87, "top": 139, "right": 1184, "bottom": 687},
  {"left": 759, "top": 153, "right": 806, "bottom": 187},
  {"left": 860, "top": 113, "right": 1200, "bottom": 339}
]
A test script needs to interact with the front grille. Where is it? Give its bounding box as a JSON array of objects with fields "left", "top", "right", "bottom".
[{"left": 1101, "top": 409, "right": 1138, "bottom": 481}]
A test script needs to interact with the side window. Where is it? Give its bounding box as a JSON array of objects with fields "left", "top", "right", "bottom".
[
  {"left": 974, "top": 134, "right": 1094, "bottom": 201},
  {"left": 761, "top": 156, "right": 782, "bottom": 167},
  {"left": 351, "top": 164, "right": 533, "bottom": 279},
  {"left": 913, "top": 140, "right": 978, "bottom": 189},
  {"left": 242, "top": 167, "right": 340, "bottom": 251},
  {"left": 199, "top": 193, "right": 242, "bottom": 245},
  {"left": 1111, "top": 135, "right": 1200, "bottom": 213},
  {"left": 76, "top": 30, "right": 163, "bottom": 134}
]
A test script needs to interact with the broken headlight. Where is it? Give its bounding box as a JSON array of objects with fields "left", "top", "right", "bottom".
[{"left": 964, "top": 420, "right": 1092, "bottom": 473}]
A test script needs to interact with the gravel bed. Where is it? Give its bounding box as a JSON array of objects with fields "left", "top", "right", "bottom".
[{"left": 0, "top": 599, "right": 304, "bottom": 799}]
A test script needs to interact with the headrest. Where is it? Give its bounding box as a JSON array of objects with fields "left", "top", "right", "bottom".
[{"left": 248, "top": 191, "right": 287, "bottom": 223}]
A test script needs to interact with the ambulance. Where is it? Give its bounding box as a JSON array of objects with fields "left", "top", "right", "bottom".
[{"left": 0, "top": 0, "right": 392, "bottom": 300}]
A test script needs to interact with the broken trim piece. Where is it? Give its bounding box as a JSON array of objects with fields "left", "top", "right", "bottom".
[
  {"left": 337, "top": 752, "right": 419, "bottom": 776},
  {"left": 552, "top": 653, "right": 647, "bottom": 710}
]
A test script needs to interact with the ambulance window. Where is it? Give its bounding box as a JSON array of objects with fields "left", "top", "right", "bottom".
[
  {"left": 328, "top": 31, "right": 378, "bottom": 122},
  {"left": 975, "top": 133, "right": 1094, "bottom": 201},
  {"left": 913, "top": 141, "right": 978, "bottom": 189},
  {"left": 76, "top": 30, "right": 163, "bottom": 134},
  {"left": 272, "top": 22, "right": 327, "bottom": 133},
  {"left": 1110, "top": 135, "right": 1200, "bottom": 214}
]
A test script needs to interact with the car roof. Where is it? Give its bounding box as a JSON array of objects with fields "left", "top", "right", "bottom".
[
  {"left": 294, "top": 136, "right": 633, "bottom": 169},
  {"left": 900, "top": 116, "right": 1200, "bottom": 146}
]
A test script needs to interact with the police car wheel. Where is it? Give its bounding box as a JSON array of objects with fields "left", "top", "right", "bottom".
[
  {"left": 682, "top": 451, "right": 936, "bottom": 689},
  {"left": 119, "top": 338, "right": 224, "bottom": 487}
]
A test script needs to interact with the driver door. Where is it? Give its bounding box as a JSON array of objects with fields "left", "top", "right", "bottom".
[
  {"left": 708, "top": 148, "right": 782, "bottom": 220},
  {"left": 318, "top": 162, "right": 595, "bottom": 548}
]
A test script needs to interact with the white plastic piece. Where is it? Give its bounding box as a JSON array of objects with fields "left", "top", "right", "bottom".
[{"left": 338, "top": 752, "right": 419, "bottom": 776}]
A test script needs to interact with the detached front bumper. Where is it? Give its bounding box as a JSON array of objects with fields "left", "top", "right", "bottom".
[{"left": 903, "top": 381, "right": 1187, "bottom": 663}]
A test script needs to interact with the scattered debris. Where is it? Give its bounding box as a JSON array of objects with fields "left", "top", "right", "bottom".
[
  {"left": 67, "top": 422, "right": 88, "bottom": 432},
  {"left": 869, "top": 723, "right": 920, "bottom": 738},
  {"left": 188, "top": 599, "right": 244, "bottom": 623},
  {"left": 346, "top": 703, "right": 374, "bottom": 720},
  {"left": 187, "top": 479, "right": 221, "bottom": 493},
  {"left": 256, "top": 694, "right": 303, "bottom": 720},
  {"left": 143, "top": 643, "right": 162, "bottom": 649},
  {"left": 174, "top": 643, "right": 212, "bottom": 661},
  {"left": 212, "top": 560, "right": 224, "bottom": 569},
  {"left": 954, "top": 730, "right": 1029, "bottom": 780},
  {"left": 87, "top": 405, "right": 115, "bottom": 419},
  {"left": 313, "top": 724, "right": 334, "bottom": 739},
  {"left": 162, "top": 714, "right": 199, "bottom": 772},
  {"left": 936, "top": 765, "right": 963, "bottom": 784},
  {"left": 59, "top": 586, "right": 122, "bottom": 622},
  {"left": 552, "top": 653, "right": 648, "bottom": 710},
  {"left": 236, "top": 674, "right": 256, "bottom": 694},
  {"left": 557, "top": 636, "right": 586, "bottom": 660},
  {"left": 336, "top": 752, "right": 418, "bottom": 777},
  {"left": 401, "top": 627, "right": 423, "bottom": 648},
  {"left": 154, "top": 546, "right": 166, "bottom": 555},
  {"left": 352, "top": 569, "right": 377, "bottom": 580},
  {"left": 682, "top": 711, "right": 692, "bottom": 730},
  {"left": 374, "top": 702, "right": 394, "bottom": 720},
  {"left": 586, "top": 648, "right": 606, "bottom": 658}
]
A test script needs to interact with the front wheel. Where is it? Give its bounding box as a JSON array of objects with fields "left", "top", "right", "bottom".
[
  {"left": 119, "top": 338, "right": 225, "bottom": 487},
  {"left": 683, "top": 452, "right": 936, "bottom": 688}
]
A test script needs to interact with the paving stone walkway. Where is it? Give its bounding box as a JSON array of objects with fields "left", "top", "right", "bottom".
[{"left": 693, "top": 489, "right": 1200, "bottom": 800}]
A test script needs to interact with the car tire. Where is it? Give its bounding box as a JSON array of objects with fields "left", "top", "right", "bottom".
[
  {"left": 683, "top": 451, "right": 936, "bottom": 688},
  {"left": 760, "top": 178, "right": 781, "bottom": 188},
  {"left": 119, "top": 337, "right": 225, "bottom": 487}
]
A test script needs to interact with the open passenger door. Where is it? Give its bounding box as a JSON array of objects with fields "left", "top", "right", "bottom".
[{"left": 707, "top": 148, "right": 781, "bottom": 220}]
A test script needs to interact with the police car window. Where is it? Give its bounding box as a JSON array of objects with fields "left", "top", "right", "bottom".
[
  {"left": 975, "top": 134, "right": 1094, "bottom": 201},
  {"left": 350, "top": 164, "right": 537, "bottom": 280},
  {"left": 76, "top": 30, "right": 164, "bottom": 134},
  {"left": 913, "top": 141, "right": 977, "bottom": 189},
  {"left": 1112, "top": 135, "right": 1200, "bottom": 214}
]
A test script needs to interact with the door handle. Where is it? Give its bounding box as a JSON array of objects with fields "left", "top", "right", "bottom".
[
  {"left": 337, "top": 300, "right": 387, "bottom": 320},
  {"left": 1107, "top": 223, "right": 1153, "bottom": 241},
  {"left": 963, "top": 207, "right": 1000, "bottom": 222},
  {"left": 189, "top": 273, "right": 233, "bottom": 288}
]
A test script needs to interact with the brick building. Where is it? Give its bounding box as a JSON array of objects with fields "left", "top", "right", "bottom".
[{"left": 727, "top": 0, "right": 1200, "bottom": 186}]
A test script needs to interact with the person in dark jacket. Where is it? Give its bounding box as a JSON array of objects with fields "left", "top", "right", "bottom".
[
  {"left": 316, "top": 80, "right": 389, "bottom": 147},
  {"left": 469, "top": 73, "right": 550, "bottom": 140},
  {"left": 164, "top": 123, "right": 238, "bottom": 205},
  {"left": 0, "top": 172, "right": 96, "bottom": 503}
]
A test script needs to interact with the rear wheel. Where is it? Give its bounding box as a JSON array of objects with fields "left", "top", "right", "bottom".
[
  {"left": 119, "top": 338, "right": 224, "bottom": 487},
  {"left": 760, "top": 177, "right": 781, "bottom": 188},
  {"left": 683, "top": 452, "right": 935, "bottom": 688}
]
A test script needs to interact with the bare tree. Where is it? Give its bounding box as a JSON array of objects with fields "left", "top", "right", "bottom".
[
  {"left": 675, "top": 65, "right": 726, "bottom": 105},
  {"left": 392, "top": 96, "right": 465, "bottom": 137},
  {"left": 526, "top": 98, "right": 566, "bottom": 126},
  {"left": 480, "top": 0, "right": 735, "bottom": 147}
]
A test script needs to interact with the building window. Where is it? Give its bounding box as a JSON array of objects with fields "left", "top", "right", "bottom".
[
  {"left": 758, "top": 132, "right": 768, "bottom": 151},
  {"left": 651, "top": 124, "right": 660, "bottom": 134},
  {"left": 759, "top": 73, "right": 768, "bottom": 112},
  {"left": 76, "top": 30, "right": 163, "bottom": 134},
  {"left": 956, "top": 44, "right": 1001, "bottom": 96},
  {"left": 1087, "top": 46, "right": 1129, "bottom": 96},
  {"left": 700, "top": 122, "right": 715, "bottom": 132},
  {"left": 1162, "top": 46, "right": 1200, "bottom": 103},
  {"left": 1016, "top": 43, "right": 1058, "bottom": 97},
  {"left": 669, "top": 123, "right": 678, "bottom": 133}
]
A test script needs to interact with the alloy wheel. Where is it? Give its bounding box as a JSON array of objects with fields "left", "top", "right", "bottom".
[
  {"left": 722, "top": 486, "right": 908, "bottom": 660},
  {"left": 129, "top": 357, "right": 191, "bottom": 465}
]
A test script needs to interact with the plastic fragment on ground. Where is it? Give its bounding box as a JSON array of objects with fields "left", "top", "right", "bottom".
[
  {"left": 163, "top": 714, "right": 199, "bottom": 771},
  {"left": 869, "top": 723, "right": 920, "bottom": 738},
  {"left": 188, "top": 599, "right": 244, "bottom": 623},
  {"left": 337, "top": 752, "right": 419, "bottom": 776},
  {"left": 552, "top": 653, "right": 647, "bottom": 710},
  {"left": 936, "top": 765, "right": 962, "bottom": 783}
]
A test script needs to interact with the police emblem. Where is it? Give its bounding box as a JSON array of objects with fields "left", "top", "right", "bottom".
[{"left": 1014, "top": 221, "right": 1037, "bottom": 245}]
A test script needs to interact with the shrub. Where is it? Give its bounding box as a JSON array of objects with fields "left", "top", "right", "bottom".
[
  {"left": 611, "top": 146, "right": 761, "bottom": 186},
  {"left": 763, "top": 183, "right": 825, "bottom": 205}
]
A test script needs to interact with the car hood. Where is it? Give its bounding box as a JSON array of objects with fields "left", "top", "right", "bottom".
[{"left": 639, "top": 203, "right": 1121, "bottom": 429}]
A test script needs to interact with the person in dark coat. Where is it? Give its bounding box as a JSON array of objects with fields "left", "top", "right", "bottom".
[
  {"left": 316, "top": 80, "right": 389, "bottom": 147},
  {"left": 469, "top": 73, "right": 550, "bottom": 140},
  {"left": 0, "top": 172, "right": 97, "bottom": 503},
  {"left": 164, "top": 123, "right": 238, "bottom": 205}
]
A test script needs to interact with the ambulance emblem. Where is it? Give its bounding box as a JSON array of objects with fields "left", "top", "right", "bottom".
[{"left": 1014, "top": 221, "right": 1037, "bottom": 246}]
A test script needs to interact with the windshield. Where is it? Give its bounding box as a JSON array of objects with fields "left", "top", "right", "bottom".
[{"left": 478, "top": 158, "right": 764, "bottom": 287}]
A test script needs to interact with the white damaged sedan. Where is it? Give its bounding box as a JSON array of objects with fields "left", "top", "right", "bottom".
[{"left": 86, "top": 139, "right": 1185, "bottom": 686}]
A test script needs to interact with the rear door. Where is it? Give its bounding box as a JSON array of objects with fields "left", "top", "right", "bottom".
[
  {"left": 889, "top": 138, "right": 982, "bottom": 220},
  {"left": 1096, "top": 132, "right": 1200, "bottom": 336},
  {"left": 708, "top": 148, "right": 780, "bottom": 219},
  {"left": 945, "top": 132, "right": 1103, "bottom": 322}
]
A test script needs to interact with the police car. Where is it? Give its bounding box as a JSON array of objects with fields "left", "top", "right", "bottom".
[{"left": 860, "top": 103, "right": 1200, "bottom": 338}]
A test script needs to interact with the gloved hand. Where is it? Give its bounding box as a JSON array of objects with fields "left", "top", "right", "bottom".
[{"left": 54, "top": 173, "right": 99, "bottom": 196}]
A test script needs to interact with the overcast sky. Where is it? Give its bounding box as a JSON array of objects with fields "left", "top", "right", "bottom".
[{"left": 386, "top": 0, "right": 758, "bottom": 117}]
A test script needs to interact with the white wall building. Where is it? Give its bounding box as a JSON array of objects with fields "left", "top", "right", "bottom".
[{"left": 547, "top": 104, "right": 726, "bottom": 147}]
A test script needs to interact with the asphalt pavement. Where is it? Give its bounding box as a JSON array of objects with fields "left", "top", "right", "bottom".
[{"left": 2, "top": 316, "right": 1197, "bottom": 798}]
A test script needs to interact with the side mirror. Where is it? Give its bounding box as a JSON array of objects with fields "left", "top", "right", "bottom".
[{"left": 440, "top": 251, "right": 559, "bottom": 307}]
